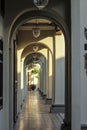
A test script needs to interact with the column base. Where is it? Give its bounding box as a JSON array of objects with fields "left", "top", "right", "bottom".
[
  {"left": 45, "top": 98, "right": 52, "bottom": 104},
  {"left": 61, "top": 121, "right": 71, "bottom": 130},
  {"left": 50, "top": 104, "right": 65, "bottom": 113},
  {"left": 42, "top": 94, "right": 47, "bottom": 99},
  {"left": 38, "top": 89, "right": 43, "bottom": 96}
]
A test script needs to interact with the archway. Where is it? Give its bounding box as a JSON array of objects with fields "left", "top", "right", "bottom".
[
  {"left": 21, "top": 42, "right": 53, "bottom": 104},
  {"left": 24, "top": 52, "right": 46, "bottom": 95},
  {"left": 9, "top": 9, "right": 71, "bottom": 130}
]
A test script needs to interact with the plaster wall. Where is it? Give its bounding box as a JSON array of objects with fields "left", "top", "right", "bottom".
[
  {"left": 71, "top": 0, "right": 81, "bottom": 129},
  {"left": 0, "top": 15, "right": 9, "bottom": 130},
  {"left": 42, "top": 62, "right": 46, "bottom": 95},
  {"left": 39, "top": 36, "right": 53, "bottom": 54},
  {"left": 21, "top": 58, "right": 25, "bottom": 103},
  {"left": 17, "top": 30, "right": 54, "bottom": 54},
  {"left": 40, "top": 62, "right": 43, "bottom": 92},
  {"left": 24, "top": 67, "right": 28, "bottom": 98},
  {"left": 38, "top": 49, "right": 47, "bottom": 60},
  {"left": 38, "top": 49, "right": 50, "bottom": 97},
  {"left": 48, "top": 50, "right": 53, "bottom": 99},
  {"left": 17, "top": 49, "right": 23, "bottom": 114},
  {"left": 80, "top": 0, "right": 87, "bottom": 125},
  {"left": 55, "top": 34, "right": 65, "bottom": 105},
  {"left": 37, "top": 62, "right": 42, "bottom": 91},
  {"left": 39, "top": 49, "right": 49, "bottom": 97},
  {"left": 37, "top": 56, "right": 46, "bottom": 95}
]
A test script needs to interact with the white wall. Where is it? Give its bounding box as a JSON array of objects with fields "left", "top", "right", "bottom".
[
  {"left": 55, "top": 34, "right": 65, "bottom": 105},
  {"left": 41, "top": 61, "right": 46, "bottom": 95},
  {"left": 0, "top": 15, "right": 9, "bottom": 130},
  {"left": 71, "top": 0, "right": 87, "bottom": 129},
  {"left": 71, "top": 0, "right": 81, "bottom": 130},
  {"left": 24, "top": 66, "right": 28, "bottom": 99},
  {"left": 21, "top": 58, "right": 25, "bottom": 103},
  {"left": 17, "top": 49, "right": 23, "bottom": 114},
  {"left": 80, "top": 0, "right": 87, "bottom": 125},
  {"left": 39, "top": 49, "right": 49, "bottom": 96},
  {"left": 48, "top": 51, "right": 53, "bottom": 99}
]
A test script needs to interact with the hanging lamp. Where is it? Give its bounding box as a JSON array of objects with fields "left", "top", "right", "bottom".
[
  {"left": 33, "top": 0, "right": 49, "bottom": 10},
  {"left": 32, "top": 27, "right": 40, "bottom": 38},
  {"left": 32, "top": 19, "right": 40, "bottom": 38},
  {"left": 33, "top": 46, "right": 39, "bottom": 52}
]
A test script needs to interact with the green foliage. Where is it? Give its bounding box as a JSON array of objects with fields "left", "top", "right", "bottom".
[
  {"left": 31, "top": 69, "right": 39, "bottom": 74},
  {"left": 35, "top": 75, "right": 40, "bottom": 79}
]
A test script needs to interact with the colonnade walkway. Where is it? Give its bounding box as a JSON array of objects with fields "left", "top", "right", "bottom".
[{"left": 14, "top": 90, "right": 63, "bottom": 130}]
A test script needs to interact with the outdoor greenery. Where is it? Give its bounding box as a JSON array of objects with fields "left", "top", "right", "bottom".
[{"left": 31, "top": 68, "right": 39, "bottom": 74}]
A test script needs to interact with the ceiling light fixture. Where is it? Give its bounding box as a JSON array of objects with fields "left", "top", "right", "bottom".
[
  {"left": 33, "top": 54, "right": 37, "bottom": 59},
  {"left": 33, "top": 46, "right": 39, "bottom": 52},
  {"left": 33, "top": 0, "right": 49, "bottom": 10},
  {"left": 55, "top": 26, "right": 62, "bottom": 35},
  {"left": 32, "top": 19, "right": 40, "bottom": 38},
  {"left": 32, "top": 27, "right": 40, "bottom": 38},
  {"left": 32, "top": 54, "right": 38, "bottom": 63}
]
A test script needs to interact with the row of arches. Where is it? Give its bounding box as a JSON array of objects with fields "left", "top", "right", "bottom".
[
  {"left": 0, "top": 4, "right": 71, "bottom": 129},
  {"left": 8, "top": 9, "right": 71, "bottom": 130}
]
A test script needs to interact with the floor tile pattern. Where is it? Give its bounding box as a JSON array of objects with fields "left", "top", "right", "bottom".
[{"left": 14, "top": 91, "right": 63, "bottom": 130}]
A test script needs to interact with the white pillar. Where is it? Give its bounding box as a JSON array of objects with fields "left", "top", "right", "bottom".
[
  {"left": 21, "top": 58, "right": 25, "bottom": 103},
  {"left": 55, "top": 34, "right": 65, "bottom": 105},
  {"left": 71, "top": 0, "right": 81, "bottom": 129},
  {"left": 39, "top": 49, "right": 48, "bottom": 97},
  {"left": 23, "top": 65, "right": 28, "bottom": 99},
  {"left": 80, "top": 0, "right": 87, "bottom": 127},
  {"left": 48, "top": 50, "right": 53, "bottom": 99},
  {"left": 40, "top": 62, "right": 43, "bottom": 93},
  {"left": 41, "top": 62, "right": 46, "bottom": 95},
  {"left": 17, "top": 49, "right": 23, "bottom": 113},
  {"left": 46, "top": 50, "right": 49, "bottom": 98}
]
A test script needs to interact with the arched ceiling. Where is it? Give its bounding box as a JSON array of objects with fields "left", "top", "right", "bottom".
[
  {"left": 18, "top": 18, "right": 55, "bottom": 31},
  {"left": 24, "top": 52, "right": 46, "bottom": 66},
  {"left": 19, "top": 18, "right": 54, "bottom": 65},
  {"left": 15, "top": 11, "right": 66, "bottom": 69},
  {"left": 17, "top": 17, "right": 62, "bottom": 50},
  {"left": 21, "top": 42, "right": 52, "bottom": 59}
]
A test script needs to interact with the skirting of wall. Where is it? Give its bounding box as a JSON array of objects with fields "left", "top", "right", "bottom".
[
  {"left": 38, "top": 89, "right": 43, "bottom": 96},
  {"left": 81, "top": 124, "right": 87, "bottom": 130},
  {"left": 42, "top": 94, "right": 47, "bottom": 99},
  {"left": 45, "top": 98, "right": 52, "bottom": 104},
  {"left": 50, "top": 104, "right": 65, "bottom": 113}
]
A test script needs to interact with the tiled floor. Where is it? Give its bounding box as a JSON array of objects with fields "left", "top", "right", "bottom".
[{"left": 14, "top": 91, "right": 63, "bottom": 130}]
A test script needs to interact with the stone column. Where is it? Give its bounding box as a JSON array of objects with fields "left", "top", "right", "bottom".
[{"left": 61, "top": 0, "right": 81, "bottom": 130}]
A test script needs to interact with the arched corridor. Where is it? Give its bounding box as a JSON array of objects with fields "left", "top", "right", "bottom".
[
  {"left": 0, "top": 0, "right": 87, "bottom": 130},
  {"left": 14, "top": 90, "right": 63, "bottom": 130},
  {"left": 11, "top": 15, "right": 67, "bottom": 130}
]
